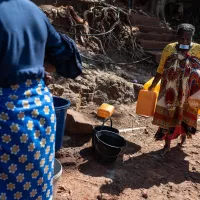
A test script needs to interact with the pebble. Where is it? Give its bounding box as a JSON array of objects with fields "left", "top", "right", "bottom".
[
  {"left": 192, "top": 167, "right": 196, "bottom": 171},
  {"left": 141, "top": 190, "right": 148, "bottom": 199}
]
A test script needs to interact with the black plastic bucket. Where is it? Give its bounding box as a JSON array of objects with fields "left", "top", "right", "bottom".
[
  {"left": 92, "top": 118, "right": 119, "bottom": 150},
  {"left": 94, "top": 130, "right": 127, "bottom": 163}
]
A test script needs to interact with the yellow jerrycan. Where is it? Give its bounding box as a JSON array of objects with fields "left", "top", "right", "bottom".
[
  {"left": 143, "top": 77, "right": 200, "bottom": 115},
  {"left": 143, "top": 77, "right": 161, "bottom": 93},
  {"left": 136, "top": 89, "right": 158, "bottom": 117}
]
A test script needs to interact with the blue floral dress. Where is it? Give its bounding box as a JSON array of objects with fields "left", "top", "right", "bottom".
[{"left": 0, "top": 79, "right": 55, "bottom": 200}]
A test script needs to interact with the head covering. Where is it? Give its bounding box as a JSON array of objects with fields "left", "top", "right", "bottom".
[{"left": 177, "top": 23, "right": 195, "bottom": 35}]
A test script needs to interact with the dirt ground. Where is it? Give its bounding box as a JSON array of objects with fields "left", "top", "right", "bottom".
[{"left": 54, "top": 104, "right": 200, "bottom": 200}]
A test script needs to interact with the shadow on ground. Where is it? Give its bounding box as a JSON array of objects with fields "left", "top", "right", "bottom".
[
  {"left": 79, "top": 146, "right": 200, "bottom": 196},
  {"left": 79, "top": 141, "right": 141, "bottom": 176},
  {"left": 63, "top": 134, "right": 92, "bottom": 148}
]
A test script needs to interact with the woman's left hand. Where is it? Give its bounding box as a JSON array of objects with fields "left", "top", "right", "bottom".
[
  {"left": 44, "top": 72, "right": 53, "bottom": 86},
  {"left": 44, "top": 61, "right": 56, "bottom": 73},
  {"left": 148, "top": 85, "right": 155, "bottom": 91}
]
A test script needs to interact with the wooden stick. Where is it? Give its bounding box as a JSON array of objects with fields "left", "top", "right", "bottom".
[{"left": 119, "top": 127, "right": 146, "bottom": 133}]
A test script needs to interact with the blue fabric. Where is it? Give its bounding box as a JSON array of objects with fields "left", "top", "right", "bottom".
[
  {"left": 0, "top": 79, "right": 56, "bottom": 199},
  {"left": 45, "top": 33, "right": 82, "bottom": 79},
  {"left": 0, "top": 0, "right": 82, "bottom": 87}
]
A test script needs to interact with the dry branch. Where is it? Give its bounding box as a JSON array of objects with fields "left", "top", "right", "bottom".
[{"left": 40, "top": 3, "right": 149, "bottom": 64}]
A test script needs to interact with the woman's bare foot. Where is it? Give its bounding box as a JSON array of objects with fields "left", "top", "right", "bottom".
[
  {"left": 161, "top": 140, "right": 171, "bottom": 156},
  {"left": 177, "top": 135, "right": 186, "bottom": 149},
  {"left": 161, "top": 145, "right": 171, "bottom": 156},
  {"left": 177, "top": 143, "right": 183, "bottom": 149}
]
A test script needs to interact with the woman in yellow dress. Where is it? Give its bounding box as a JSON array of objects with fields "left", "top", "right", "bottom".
[{"left": 149, "top": 23, "right": 200, "bottom": 156}]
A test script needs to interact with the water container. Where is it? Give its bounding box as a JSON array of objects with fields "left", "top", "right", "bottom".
[
  {"left": 92, "top": 117, "right": 119, "bottom": 150},
  {"left": 53, "top": 159, "right": 62, "bottom": 197},
  {"left": 94, "top": 130, "right": 127, "bottom": 164},
  {"left": 143, "top": 77, "right": 161, "bottom": 93},
  {"left": 97, "top": 103, "right": 115, "bottom": 119},
  {"left": 144, "top": 78, "right": 200, "bottom": 114},
  {"left": 136, "top": 89, "right": 158, "bottom": 117},
  {"left": 53, "top": 96, "right": 71, "bottom": 152}
]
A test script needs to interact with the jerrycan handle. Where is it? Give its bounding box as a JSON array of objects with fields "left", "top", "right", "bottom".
[{"left": 100, "top": 117, "right": 113, "bottom": 131}]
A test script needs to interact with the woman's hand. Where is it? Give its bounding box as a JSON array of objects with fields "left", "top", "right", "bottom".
[
  {"left": 148, "top": 85, "right": 155, "bottom": 91},
  {"left": 44, "top": 61, "right": 55, "bottom": 85},
  {"left": 44, "top": 61, "right": 56, "bottom": 73},
  {"left": 148, "top": 73, "right": 163, "bottom": 91},
  {"left": 44, "top": 72, "right": 53, "bottom": 86}
]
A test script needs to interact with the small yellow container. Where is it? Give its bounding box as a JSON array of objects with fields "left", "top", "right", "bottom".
[
  {"left": 143, "top": 77, "right": 161, "bottom": 93},
  {"left": 97, "top": 103, "right": 115, "bottom": 119}
]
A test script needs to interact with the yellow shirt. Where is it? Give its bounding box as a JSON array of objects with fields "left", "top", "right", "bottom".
[{"left": 157, "top": 42, "right": 200, "bottom": 74}]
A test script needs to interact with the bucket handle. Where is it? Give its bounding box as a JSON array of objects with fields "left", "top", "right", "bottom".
[{"left": 100, "top": 117, "right": 113, "bottom": 131}]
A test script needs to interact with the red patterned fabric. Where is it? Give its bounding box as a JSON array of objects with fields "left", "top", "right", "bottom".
[{"left": 153, "top": 52, "right": 200, "bottom": 130}]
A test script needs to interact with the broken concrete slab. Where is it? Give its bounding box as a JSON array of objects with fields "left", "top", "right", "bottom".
[{"left": 66, "top": 109, "right": 93, "bottom": 135}]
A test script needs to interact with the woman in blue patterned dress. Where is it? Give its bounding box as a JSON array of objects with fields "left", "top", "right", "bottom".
[{"left": 0, "top": 0, "right": 81, "bottom": 199}]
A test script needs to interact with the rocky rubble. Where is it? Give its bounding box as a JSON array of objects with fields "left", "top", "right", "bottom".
[{"left": 48, "top": 67, "right": 141, "bottom": 107}]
